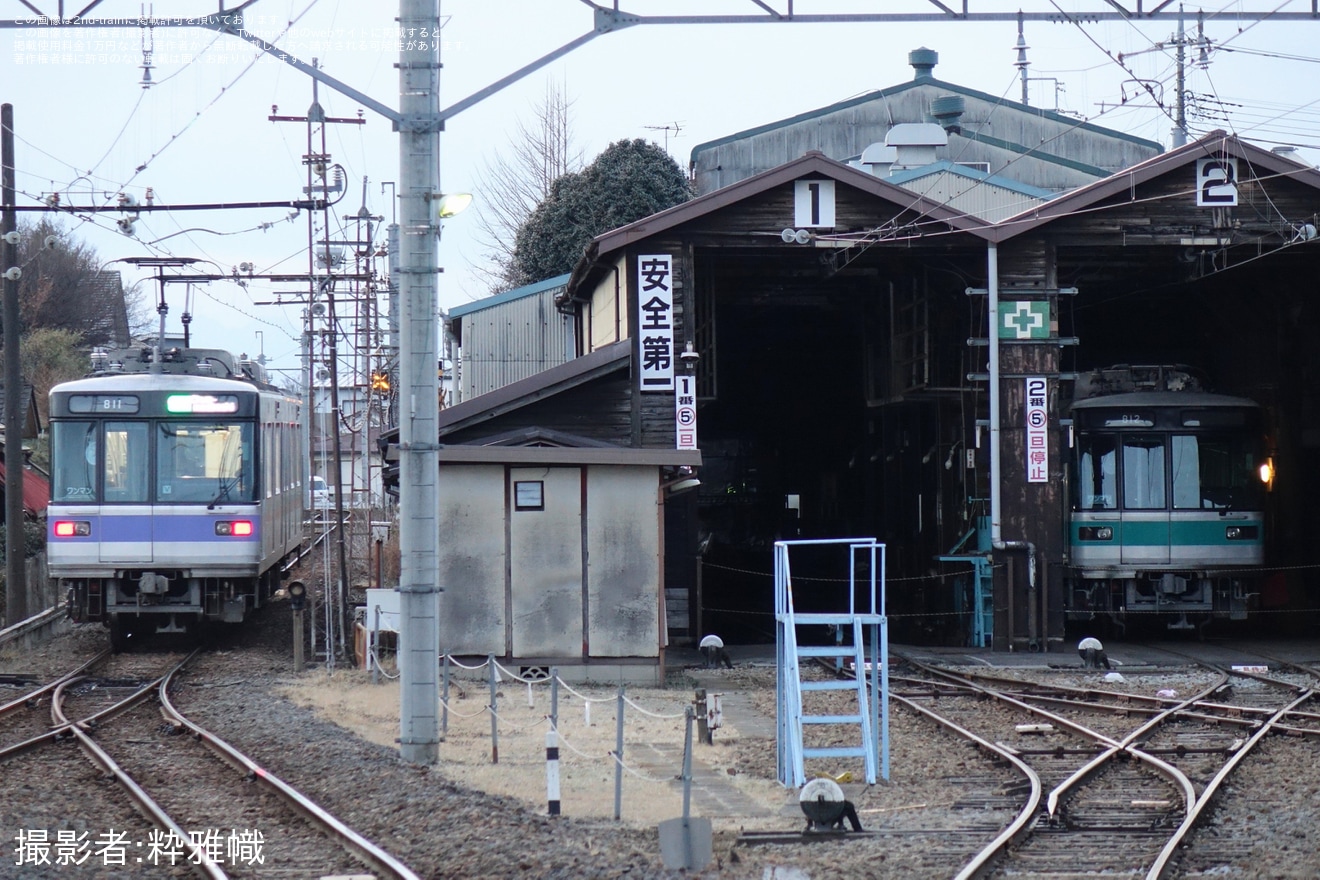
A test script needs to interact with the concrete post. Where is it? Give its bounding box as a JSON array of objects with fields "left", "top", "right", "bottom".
[{"left": 396, "top": 0, "right": 442, "bottom": 765}]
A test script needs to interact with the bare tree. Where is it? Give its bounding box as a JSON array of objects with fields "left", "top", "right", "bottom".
[{"left": 470, "top": 82, "right": 584, "bottom": 292}]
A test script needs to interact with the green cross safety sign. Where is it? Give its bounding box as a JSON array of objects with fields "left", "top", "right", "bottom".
[{"left": 1000, "top": 301, "right": 1051, "bottom": 339}]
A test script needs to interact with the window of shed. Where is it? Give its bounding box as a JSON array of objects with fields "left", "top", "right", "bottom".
[{"left": 514, "top": 480, "right": 544, "bottom": 511}]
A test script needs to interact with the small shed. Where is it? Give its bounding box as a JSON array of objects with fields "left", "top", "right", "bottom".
[
  {"left": 384, "top": 339, "right": 701, "bottom": 683},
  {"left": 435, "top": 441, "right": 698, "bottom": 684}
]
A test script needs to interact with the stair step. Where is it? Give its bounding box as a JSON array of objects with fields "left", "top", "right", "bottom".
[
  {"left": 802, "top": 714, "right": 863, "bottom": 725},
  {"left": 796, "top": 645, "right": 857, "bottom": 658},
  {"left": 803, "top": 746, "right": 869, "bottom": 759},
  {"left": 800, "top": 680, "right": 861, "bottom": 692}
]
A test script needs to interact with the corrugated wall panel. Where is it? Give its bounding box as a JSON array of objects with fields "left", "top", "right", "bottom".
[{"left": 459, "top": 285, "right": 575, "bottom": 400}]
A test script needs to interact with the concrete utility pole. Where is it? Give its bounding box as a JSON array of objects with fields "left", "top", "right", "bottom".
[
  {"left": 1, "top": 103, "right": 25, "bottom": 625},
  {"left": 396, "top": 0, "right": 442, "bottom": 765}
]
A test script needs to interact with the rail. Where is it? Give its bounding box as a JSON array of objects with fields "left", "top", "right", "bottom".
[
  {"left": 157, "top": 662, "right": 422, "bottom": 880},
  {"left": 51, "top": 652, "right": 225, "bottom": 879}
]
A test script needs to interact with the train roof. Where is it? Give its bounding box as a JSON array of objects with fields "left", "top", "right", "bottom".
[
  {"left": 83, "top": 345, "right": 274, "bottom": 387},
  {"left": 51, "top": 371, "right": 273, "bottom": 396},
  {"left": 1070, "top": 390, "right": 1261, "bottom": 411}
]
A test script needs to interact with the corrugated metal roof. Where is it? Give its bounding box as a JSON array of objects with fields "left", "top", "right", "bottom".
[
  {"left": 448, "top": 273, "right": 570, "bottom": 319},
  {"left": 884, "top": 161, "right": 1056, "bottom": 223},
  {"left": 689, "top": 75, "right": 1162, "bottom": 164}
]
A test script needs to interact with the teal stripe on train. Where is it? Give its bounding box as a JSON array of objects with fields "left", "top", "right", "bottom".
[{"left": 1070, "top": 519, "right": 1263, "bottom": 545}]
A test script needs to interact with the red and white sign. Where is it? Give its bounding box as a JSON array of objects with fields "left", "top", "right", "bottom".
[
  {"left": 1025, "top": 376, "right": 1048, "bottom": 483},
  {"left": 675, "top": 375, "right": 697, "bottom": 451}
]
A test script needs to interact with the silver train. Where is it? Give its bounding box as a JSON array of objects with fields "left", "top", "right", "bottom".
[{"left": 48, "top": 346, "right": 305, "bottom": 649}]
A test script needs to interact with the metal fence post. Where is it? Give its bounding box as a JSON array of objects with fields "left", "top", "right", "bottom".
[
  {"left": 441, "top": 653, "right": 450, "bottom": 741},
  {"left": 613, "top": 686, "right": 625, "bottom": 821},
  {"left": 489, "top": 654, "right": 499, "bottom": 764}
]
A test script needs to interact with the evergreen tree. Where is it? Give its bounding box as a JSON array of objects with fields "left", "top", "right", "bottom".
[{"left": 508, "top": 139, "right": 692, "bottom": 287}]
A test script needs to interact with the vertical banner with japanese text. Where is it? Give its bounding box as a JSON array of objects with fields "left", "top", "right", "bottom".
[
  {"left": 1025, "top": 376, "right": 1048, "bottom": 483},
  {"left": 637, "top": 254, "right": 674, "bottom": 392},
  {"left": 675, "top": 374, "right": 698, "bottom": 450}
]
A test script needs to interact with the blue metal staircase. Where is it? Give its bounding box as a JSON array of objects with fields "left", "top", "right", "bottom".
[{"left": 775, "top": 538, "right": 889, "bottom": 788}]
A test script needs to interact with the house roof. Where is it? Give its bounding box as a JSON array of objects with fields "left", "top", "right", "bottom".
[
  {"left": 565, "top": 151, "right": 995, "bottom": 302},
  {"left": 0, "top": 457, "right": 49, "bottom": 517},
  {"left": 989, "top": 130, "right": 1320, "bottom": 243},
  {"left": 433, "top": 338, "right": 632, "bottom": 437},
  {"left": 436, "top": 445, "right": 701, "bottom": 467}
]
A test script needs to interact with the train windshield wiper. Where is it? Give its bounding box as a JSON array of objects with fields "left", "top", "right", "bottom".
[{"left": 207, "top": 476, "right": 239, "bottom": 510}]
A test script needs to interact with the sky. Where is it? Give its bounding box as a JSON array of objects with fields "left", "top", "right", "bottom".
[{"left": 4, "top": 0, "right": 1320, "bottom": 380}]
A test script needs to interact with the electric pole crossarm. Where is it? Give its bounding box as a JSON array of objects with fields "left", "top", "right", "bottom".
[
  {"left": 17, "top": 199, "right": 328, "bottom": 212},
  {"left": 439, "top": 28, "right": 603, "bottom": 123},
  {"left": 200, "top": 19, "right": 402, "bottom": 124},
  {"left": 0, "top": 0, "right": 260, "bottom": 27},
  {"left": 582, "top": 6, "right": 1320, "bottom": 23}
]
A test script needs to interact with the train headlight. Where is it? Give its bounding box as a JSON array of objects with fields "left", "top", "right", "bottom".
[
  {"left": 1078, "top": 526, "right": 1114, "bottom": 541},
  {"left": 53, "top": 521, "right": 91, "bottom": 537},
  {"left": 1225, "top": 526, "right": 1259, "bottom": 540},
  {"left": 215, "top": 520, "right": 254, "bottom": 537}
]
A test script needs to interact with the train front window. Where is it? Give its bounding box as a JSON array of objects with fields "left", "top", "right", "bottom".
[
  {"left": 1075, "top": 434, "right": 1118, "bottom": 510},
  {"left": 155, "top": 422, "right": 254, "bottom": 504},
  {"left": 51, "top": 421, "right": 98, "bottom": 502},
  {"left": 1172, "top": 433, "right": 1261, "bottom": 510},
  {"left": 104, "top": 422, "right": 151, "bottom": 502},
  {"left": 1122, "top": 435, "right": 1166, "bottom": 509}
]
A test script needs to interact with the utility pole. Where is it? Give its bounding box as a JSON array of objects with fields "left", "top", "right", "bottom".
[
  {"left": 396, "top": 0, "right": 442, "bottom": 765},
  {"left": 271, "top": 63, "right": 361, "bottom": 665},
  {"left": 2, "top": 103, "right": 25, "bottom": 625},
  {"left": 1172, "top": 6, "right": 1187, "bottom": 148}
]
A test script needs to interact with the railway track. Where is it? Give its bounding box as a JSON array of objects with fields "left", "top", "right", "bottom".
[
  {"left": 1, "top": 647, "right": 420, "bottom": 879},
  {"left": 892, "top": 652, "right": 1320, "bottom": 878},
  {"left": 0, "top": 648, "right": 109, "bottom": 757}
]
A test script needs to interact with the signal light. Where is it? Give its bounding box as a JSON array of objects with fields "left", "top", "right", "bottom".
[
  {"left": 215, "top": 520, "right": 254, "bottom": 537},
  {"left": 53, "top": 521, "right": 91, "bottom": 537},
  {"left": 288, "top": 580, "right": 306, "bottom": 611}
]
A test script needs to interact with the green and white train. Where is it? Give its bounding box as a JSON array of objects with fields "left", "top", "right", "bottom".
[{"left": 1066, "top": 366, "right": 1269, "bottom": 632}]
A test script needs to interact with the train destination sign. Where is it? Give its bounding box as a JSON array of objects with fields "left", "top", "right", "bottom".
[{"left": 68, "top": 394, "right": 139, "bottom": 414}]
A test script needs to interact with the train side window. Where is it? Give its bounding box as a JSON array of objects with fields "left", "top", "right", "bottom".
[
  {"left": 1122, "top": 435, "right": 1166, "bottom": 510},
  {"left": 51, "top": 421, "right": 99, "bottom": 502},
  {"left": 1075, "top": 434, "right": 1117, "bottom": 510}
]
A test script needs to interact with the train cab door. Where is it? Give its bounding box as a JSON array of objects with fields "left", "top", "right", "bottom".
[
  {"left": 1119, "top": 435, "right": 1171, "bottom": 565},
  {"left": 98, "top": 421, "right": 155, "bottom": 564}
]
